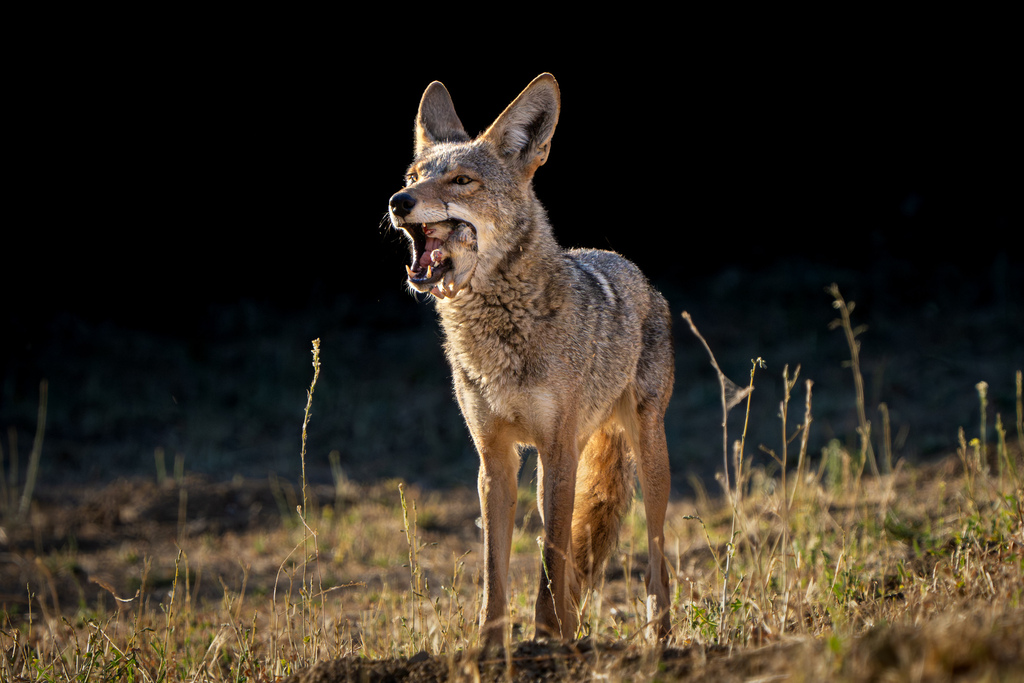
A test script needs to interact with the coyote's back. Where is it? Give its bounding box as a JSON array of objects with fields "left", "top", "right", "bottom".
[{"left": 387, "top": 73, "right": 674, "bottom": 643}]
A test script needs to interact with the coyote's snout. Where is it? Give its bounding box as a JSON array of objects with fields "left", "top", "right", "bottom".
[{"left": 388, "top": 73, "right": 675, "bottom": 644}]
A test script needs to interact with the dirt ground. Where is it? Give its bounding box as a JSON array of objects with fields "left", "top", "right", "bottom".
[{"left": 284, "top": 610, "right": 1024, "bottom": 682}]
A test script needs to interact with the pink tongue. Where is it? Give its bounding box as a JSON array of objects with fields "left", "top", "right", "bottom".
[{"left": 419, "top": 237, "right": 443, "bottom": 268}]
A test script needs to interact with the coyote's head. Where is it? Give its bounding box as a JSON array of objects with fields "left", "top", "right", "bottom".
[{"left": 388, "top": 73, "right": 561, "bottom": 299}]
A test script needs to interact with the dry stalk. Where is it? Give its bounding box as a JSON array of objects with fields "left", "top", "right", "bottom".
[
  {"left": 298, "top": 338, "right": 324, "bottom": 661},
  {"left": 17, "top": 380, "right": 47, "bottom": 520},
  {"left": 828, "top": 283, "right": 880, "bottom": 480},
  {"left": 1017, "top": 371, "right": 1024, "bottom": 458},
  {"left": 681, "top": 311, "right": 757, "bottom": 644}
]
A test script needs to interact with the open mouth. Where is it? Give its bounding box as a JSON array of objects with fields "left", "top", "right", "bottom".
[{"left": 400, "top": 220, "right": 476, "bottom": 288}]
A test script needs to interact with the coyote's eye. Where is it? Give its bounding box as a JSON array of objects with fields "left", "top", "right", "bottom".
[
  {"left": 405, "top": 172, "right": 418, "bottom": 185},
  {"left": 453, "top": 175, "right": 472, "bottom": 185}
]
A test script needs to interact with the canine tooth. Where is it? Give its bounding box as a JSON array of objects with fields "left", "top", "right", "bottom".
[
  {"left": 406, "top": 264, "right": 414, "bottom": 278},
  {"left": 426, "top": 265, "right": 433, "bottom": 279}
]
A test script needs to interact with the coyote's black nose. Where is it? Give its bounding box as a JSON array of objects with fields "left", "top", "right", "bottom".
[{"left": 390, "top": 192, "right": 416, "bottom": 218}]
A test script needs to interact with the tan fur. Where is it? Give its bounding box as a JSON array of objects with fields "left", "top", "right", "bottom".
[{"left": 388, "top": 74, "right": 674, "bottom": 644}]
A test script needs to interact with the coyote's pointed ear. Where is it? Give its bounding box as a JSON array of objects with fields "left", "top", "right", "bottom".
[
  {"left": 415, "top": 81, "right": 470, "bottom": 157},
  {"left": 481, "top": 73, "right": 560, "bottom": 179}
]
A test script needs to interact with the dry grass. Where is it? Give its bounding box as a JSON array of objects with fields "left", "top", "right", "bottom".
[{"left": 1, "top": 291, "right": 1022, "bottom": 681}]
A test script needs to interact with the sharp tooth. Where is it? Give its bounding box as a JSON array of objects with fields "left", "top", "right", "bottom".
[
  {"left": 426, "top": 265, "right": 433, "bottom": 279},
  {"left": 406, "top": 265, "right": 414, "bottom": 278}
]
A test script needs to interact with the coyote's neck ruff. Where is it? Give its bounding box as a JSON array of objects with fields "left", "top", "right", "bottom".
[
  {"left": 438, "top": 206, "right": 569, "bottom": 404},
  {"left": 388, "top": 74, "right": 675, "bottom": 645}
]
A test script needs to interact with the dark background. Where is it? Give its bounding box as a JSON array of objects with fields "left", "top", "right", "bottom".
[{"left": 3, "top": 20, "right": 1020, "bottom": 493}]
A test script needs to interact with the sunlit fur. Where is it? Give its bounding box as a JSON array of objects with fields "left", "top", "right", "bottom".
[{"left": 388, "top": 74, "right": 675, "bottom": 644}]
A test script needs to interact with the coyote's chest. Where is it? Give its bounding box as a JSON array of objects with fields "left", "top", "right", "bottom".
[
  {"left": 442, "top": 298, "right": 530, "bottom": 381},
  {"left": 439, "top": 291, "right": 549, "bottom": 420}
]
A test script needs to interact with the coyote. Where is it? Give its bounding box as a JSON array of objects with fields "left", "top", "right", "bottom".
[{"left": 387, "top": 74, "right": 674, "bottom": 643}]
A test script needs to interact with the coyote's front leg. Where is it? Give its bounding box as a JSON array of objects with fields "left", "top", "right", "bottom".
[
  {"left": 476, "top": 430, "right": 519, "bottom": 646},
  {"left": 534, "top": 424, "right": 580, "bottom": 639}
]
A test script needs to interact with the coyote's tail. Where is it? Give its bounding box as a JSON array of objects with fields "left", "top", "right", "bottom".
[{"left": 571, "top": 389, "right": 639, "bottom": 594}]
